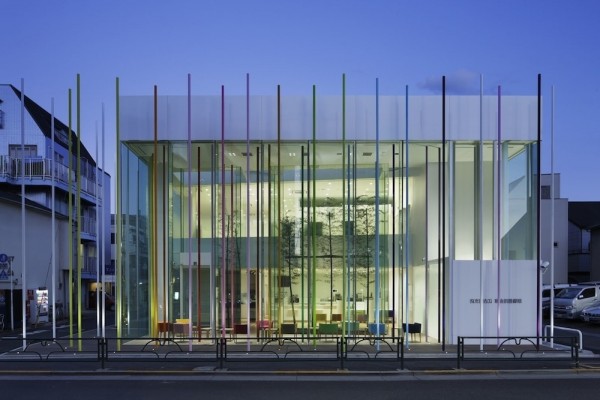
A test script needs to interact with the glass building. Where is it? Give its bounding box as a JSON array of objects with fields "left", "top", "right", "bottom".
[{"left": 117, "top": 79, "right": 540, "bottom": 345}]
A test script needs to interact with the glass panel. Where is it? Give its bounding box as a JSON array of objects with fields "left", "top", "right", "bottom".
[
  {"left": 454, "top": 143, "right": 476, "bottom": 260},
  {"left": 120, "top": 144, "right": 150, "bottom": 337},
  {"left": 502, "top": 142, "right": 537, "bottom": 260}
]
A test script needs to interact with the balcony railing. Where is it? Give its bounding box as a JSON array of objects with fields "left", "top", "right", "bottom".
[{"left": 0, "top": 155, "right": 99, "bottom": 197}]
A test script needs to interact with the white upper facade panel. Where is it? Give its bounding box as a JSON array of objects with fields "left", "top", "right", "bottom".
[{"left": 120, "top": 94, "right": 538, "bottom": 142}]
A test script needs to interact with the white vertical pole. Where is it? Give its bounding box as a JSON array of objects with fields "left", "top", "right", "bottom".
[
  {"left": 20, "top": 78, "right": 27, "bottom": 348},
  {"left": 479, "top": 75, "right": 484, "bottom": 350},
  {"left": 404, "top": 85, "right": 410, "bottom": 347},
  {"left": 550, "top": 86, "right": 555, "bottom": 347},
  {"left": 51, "top": 98, "right": 57, "bottom": 340},
  {"left": 96, "top": 124, "right": 100, "bottom": 337}
]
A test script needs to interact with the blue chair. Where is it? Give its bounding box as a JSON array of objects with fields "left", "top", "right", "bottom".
[{"left": 368, "top": 323, "right": 386, "bottom": 337}]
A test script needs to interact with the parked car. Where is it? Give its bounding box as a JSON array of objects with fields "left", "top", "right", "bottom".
[
  {"left": 542, "top": 283, "right": 575, "bottom": 316},
  {"left": 553, "top": 285, "right": 600, "bottom": 319},
  {"left": 582, "top": 304, "right": 600, "bottom": 323}
]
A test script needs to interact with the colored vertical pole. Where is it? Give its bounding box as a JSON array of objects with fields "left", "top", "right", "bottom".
[
  {"left": 341, "top": 74, "right": 347, "bottom": 337},
  {"left": 404, "top": 85, "right": 410, "bottom": 346},
  {"left": 76, "top": 74, "right": 83, "bottom": 350},
  {"left": 549, "top": 85, "right": 555, "bottom": 347},
  {"left": 68, "top": 88, "right": 73, "bottom": 344},
  {"left": 230, "top": 166, "right": 235, "bottom": 330},
  {"left": 441, "top": 76, "right": 446, "bottom": 351},
  {"left": 115, "top": 78, "right": 122, "bottom": 344},
  {"left": 20, "top": 79, "right": 27, "bottom": 348},
  {"left": 479, "top": 75, "right": 484, "bottom": 350},
  {"left": 246, "top": 73, "right": 251, "bottom": 349},
  {"left": 162, "top": 148, "right": 167, "bottom": 328},
  {"left": 187, "top": 74, "right": 193, "bottom": 348},
  {"left": 277, "top": 85, "right": 283, "bottom": 335},
  {"left": 497, "top": 85, "right": 502, "bottom": 339},
  {"left": 197, "top": 146, "right": 202, "bottom": 338},
  {"left": 536, "top": 74, "right": 542, "bottom": 347},
  {"left": 101, "top": 103, "right": 106, "bottom": 338},
  {"left": 152, "top": 85, "right": 159, "bottom": 338},
  {"left": 311, "top": 85, "right": 317, "bottom": 344},
  {"left": 220, "top": 85, "right": 226, "bottom": 337},
  {"left": 374, "top": 78, "right": 381, "bottom": 340},
  {"left": 301, "top": 144, "right": 305, "bottom": 339},
  {"left": 51, "top": 98, "right": 57, "bottom": 340},
  {"left": 96, "top": 123, "right": 100, "bottom": 339}
]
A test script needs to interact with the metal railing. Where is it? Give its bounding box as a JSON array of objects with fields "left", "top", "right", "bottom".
[
  {"left": 0, "top": 155, "right": 98, "bottom": 197},
  {"left": 456, "top": 335, "right": 580, "bottom": 369},
  {"left": 544, "top": 325, "right": 583, "bottom": 351},
  {"left": 0, "top": 334, "right": 405, "bottom": 371}
]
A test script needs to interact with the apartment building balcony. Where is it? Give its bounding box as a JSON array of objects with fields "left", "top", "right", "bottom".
[{"left": 0, "top": 155, "right": 100, "bottom": 203}]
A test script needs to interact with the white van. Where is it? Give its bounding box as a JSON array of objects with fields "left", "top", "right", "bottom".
[
  {"left": 553, "top": 285, "right": 600, "bottom": 319},
  {"left": 542, "top": 283, "right": 575, "bottom": 316}
]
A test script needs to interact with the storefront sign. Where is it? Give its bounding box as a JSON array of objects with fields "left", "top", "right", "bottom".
[
  {"left": 469, "top": 298, "right": 523, "bottom": 304},
  {"left": 0, "top": 253, "right": 11, "bottom": 281}
]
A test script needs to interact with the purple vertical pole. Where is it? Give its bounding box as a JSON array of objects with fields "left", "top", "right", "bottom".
[
  {"left": 221, "top": 85, "right": 226, "bottom": 338},
  {"left": 187, "top": 74, "right": 193, "bottom": 349},
  {"left": 246, "top": 73, "right": 251, "bottom": 349}
]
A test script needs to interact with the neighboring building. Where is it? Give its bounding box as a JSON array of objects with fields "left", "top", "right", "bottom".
[
  {"left": 591, "top": 225, "right": 600, "bottom": 282},
  {"left": 0, "top": 84, "right": 111, "bottom": 329},
  {"left": 540, "top": 173, "right": 568, "bottom": 284},
  {"left": 568, "top": 202, "right": 600, "bottom": 282},
  {"left": 116, "top": 83, "right": 542, "bottom": 345}
]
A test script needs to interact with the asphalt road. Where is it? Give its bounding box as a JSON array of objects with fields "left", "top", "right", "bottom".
[{"left": 0, "top": 374, "right": 598, "bottom": 400}]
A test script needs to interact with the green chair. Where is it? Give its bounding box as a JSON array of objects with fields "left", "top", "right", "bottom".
[
  {"left": 318, "top": 323, "right": 339, "bottom": 338},
  {"left": 345, "top": 321, "right": 360, "bottom": 336}
]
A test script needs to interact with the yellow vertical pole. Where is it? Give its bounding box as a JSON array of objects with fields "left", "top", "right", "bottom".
[
  {"left": 151, "top": 85, "right": 159, "bottom": 338},
  {"left": 277, "top": 85, "right": 283, "bottom": 334}
]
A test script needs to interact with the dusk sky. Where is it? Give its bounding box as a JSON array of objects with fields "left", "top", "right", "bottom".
[{"left": 3, "top": 0, "right": 600, "bottom": 202}]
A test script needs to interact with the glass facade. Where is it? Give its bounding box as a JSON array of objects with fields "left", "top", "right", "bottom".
[{"left": 118, "top": 89, "right": 539, "bottom": 343}]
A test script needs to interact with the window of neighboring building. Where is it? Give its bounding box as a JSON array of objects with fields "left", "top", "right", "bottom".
[
  {"left": 9, "top": 144, "right": 37, "bottom": 158},
  {"left": 541, "top": 185, "right": 551, "bottom": 199},
  {"left": 0, "top": 109, "right": 5, "bottom": 129}
]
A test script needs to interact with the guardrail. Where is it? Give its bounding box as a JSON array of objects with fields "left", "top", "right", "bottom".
[
  {"left": 0, "top": 335, "right": 405, "bottom": 371},
  {"left": 1, "top": 335, "right": 581, "bottom": 371},
  {"left": 457, "top": 336, "right": 579, "bottom": 369},
  {"left": 543, "top": 325, "right": 583, "bottom": 351}
]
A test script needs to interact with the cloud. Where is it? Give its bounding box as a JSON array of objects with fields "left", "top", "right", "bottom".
[{"left": 418, "top": 69, "right": 480, "bottom": 94}]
